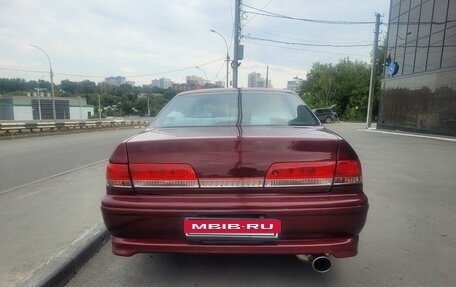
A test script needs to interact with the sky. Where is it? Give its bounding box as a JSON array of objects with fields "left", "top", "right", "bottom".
[{"left": 0, "top": 0, "right": 390, "bottom": 89}]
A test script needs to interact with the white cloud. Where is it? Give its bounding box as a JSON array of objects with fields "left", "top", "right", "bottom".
[{"left": 0, "top": 0, "right": 390, "bottom": 88}]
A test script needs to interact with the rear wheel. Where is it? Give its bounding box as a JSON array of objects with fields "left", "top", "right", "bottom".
[{"left": 324, "top": 116, "right": 332, "bottom": 123}]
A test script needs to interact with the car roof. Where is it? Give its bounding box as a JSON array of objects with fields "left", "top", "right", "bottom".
[{"left": 177, "top": 88, "right": 298, "bottom": 97}]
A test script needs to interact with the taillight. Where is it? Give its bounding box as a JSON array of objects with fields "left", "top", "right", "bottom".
[
  {"left": 106, "top": 163, "right": 132, "bottom": 188},
  {"left": 334, "top": 160, "right": 362, "bottom": 185},
  {"left": 130, "top": 163, "right": 199, "bottom": 188},
  {"left": 265, "top": 162, "right": 336, "bottom": 187}
]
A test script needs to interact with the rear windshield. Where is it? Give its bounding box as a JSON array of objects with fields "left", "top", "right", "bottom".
[{"left": 152, "top": 90, "right": 319, "bottom": 128}]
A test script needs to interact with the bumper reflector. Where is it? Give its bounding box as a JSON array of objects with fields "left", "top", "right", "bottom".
[
  {"left": 133, "top": 179, "right": 199, "bottom": 188},
  {"left": 199, "top": 178, "right": 264, "bottom": 188}
]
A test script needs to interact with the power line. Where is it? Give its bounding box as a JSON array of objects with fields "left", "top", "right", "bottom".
[
  {"left": 126, "top": 58, "right": 225, "bottom": 78},
  {"left": 0, "top": 67, "right": 50, "bottom": 74},
  {"left": 244, "top": 11, "right": 379, "bottom": 25},
  {"left": 242, "top": 0, "right": 273, "bottom": 27},
  {"left": 0, "top": 58, "right": 225, "bottom": 79},
  {"left": 212, "top": 59, "right": 227, "bottom": 82},
  {"left": 241, "top": 3, "right": 379, "bottom": 25},
  {"left": 226, "top": 0, "right": 234, "bottom": 54},
  {"left": 243, "top": 35, "right": 373, "bottom": 47},
  {"left": 243, "top": 40, "right": 372, "bottom": 57},
  {"left": 243, "top": 26, "right": 373, "bottom": 45}
]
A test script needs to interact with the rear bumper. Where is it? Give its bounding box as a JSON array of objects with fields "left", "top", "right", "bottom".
[
  {"left": 111, "top": 235, "right": 359, "bottom": 257},
  {"left": 101, "top": 192, "right": 368, "bottom": 258}
]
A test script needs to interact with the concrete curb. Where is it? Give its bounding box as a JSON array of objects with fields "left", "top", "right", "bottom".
[{"left": 17, "top": 222, "right": 109, "bottom": 287}]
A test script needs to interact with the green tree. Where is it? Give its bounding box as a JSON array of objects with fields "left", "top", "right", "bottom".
[
  {"left": 60, "top": 79, "right": 79, "bottom": 94},
  {"left": 1, "top": 77, "right": 179, "bottom": 117},
  {"left": 299, "top": 59, "right": 371, "bottom": 121},
  {"left": 300, "top": 63, "right": 336, "bottom": 108}
]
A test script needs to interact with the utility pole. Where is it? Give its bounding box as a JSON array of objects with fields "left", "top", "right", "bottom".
[
  {"left": 232, "top": 0, "right": 241, "bottom": 88},
  {"left": 366, "top": 13, "right": 381, "bottom": 128},
  {"left": 265, "top": 66, "right": 269, "bottom": 88},
  {"left": 98, "top": 94, "right": 102, "bottom": 119}
]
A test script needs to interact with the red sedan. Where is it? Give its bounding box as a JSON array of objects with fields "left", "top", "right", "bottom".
[{"left": 101, "top": 88, "right": 368, "bottom": 272}]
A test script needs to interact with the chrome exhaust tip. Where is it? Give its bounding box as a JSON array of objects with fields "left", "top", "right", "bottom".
[{"left": 311, "top": 255, "right": 332, "bottom": 273}]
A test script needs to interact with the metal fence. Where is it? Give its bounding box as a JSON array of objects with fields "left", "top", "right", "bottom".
[{"left": 0, "top": 120, "right": 149, "bottom": 135}]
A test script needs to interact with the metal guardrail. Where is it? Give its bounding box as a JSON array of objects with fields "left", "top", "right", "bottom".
[{"left": 0, "top": 120, "right": 149, "bottom": 134}]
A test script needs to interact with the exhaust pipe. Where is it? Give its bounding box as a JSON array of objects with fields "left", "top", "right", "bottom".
[
  {"left": 311, "top": 255, "right": 332, "bottom": 273},
  {"left": 295, "top": 254, "right": 332, "bottom": 273}
]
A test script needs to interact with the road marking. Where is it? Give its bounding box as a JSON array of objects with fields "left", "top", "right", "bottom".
[
  {"left": 15, "top": 187, "right": 48, "bottom": 200},
  {"left": 358, "top": 129, "right": 456, "bottom": 142},
  {"left": 0, "top": 159, "right": 108, "bottom": 196}
]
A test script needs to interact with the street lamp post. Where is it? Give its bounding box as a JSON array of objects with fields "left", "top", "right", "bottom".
[
  {"left": 98, "top": 94, "right": 102, "bottom": 119},
  {"left": 36, "top": 85, "right": 41, "bottom": 120},
  {"left": 36, "top": 74, "right": 46, "bottom": 120},
  {"left": 30, "top": 44, "right": 56, "bottom": 120},
  {"left": 210, "top": 29, "right": 230, "bottom": 88},
  {"left": 195, "top": 66, "right": 208, "bottom": 88},
  {"left": 147, "top": 96, "right": 150, "bottom": 117}
]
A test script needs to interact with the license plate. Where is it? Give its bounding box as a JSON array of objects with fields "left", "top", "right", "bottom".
[{"left": 184, "top": 218, "right": 281, "bottom": 238}]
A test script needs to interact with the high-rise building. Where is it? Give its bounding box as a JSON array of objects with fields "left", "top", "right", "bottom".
[
  {"left": 159, "top": 78, "right": 171, "bottom": 89},
  {"left": 186, "top": 75, "right": 204, "bottom": 86},
  {"left": 287, "top": 79, "right": 302, "bottom": 93},
  {"left": 248, "top": 72, "right": 262, "bottom": 88},
  {"left": 248, "top": 72, "right": 272, "bottom": 88},
  {"left": 151, "top": 78, "right": 172, "bottom": 89},
  {"left": 257, "top": 79, "right": 266, "bottom": 88},
  {"left": 379, "top": 0, "right": 456, "bottom": 136},
  {"left": 104, "top": 76, "right": 126, "bottom": 86}
]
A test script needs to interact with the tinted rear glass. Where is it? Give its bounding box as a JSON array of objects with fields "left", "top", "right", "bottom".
[
  {"left": 152, "top": 90, "right": 318, "bottom": 128},
  {"left": 241, "top": 91, "right": 318, "bottom": 126},
  {"left": 152, "top": 91, "right": 238, "bottom": 127}
]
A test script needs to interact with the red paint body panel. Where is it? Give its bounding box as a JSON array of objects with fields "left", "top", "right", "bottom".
[
  {"left": 126, "top": 127, "right": 340, "bottom": 192},
  {"left": 111, "top": 236, "right": 360, "bottom": 258},
  {"left": 101, "top": 189, "right": 368, "bottom": 257},
  {"left": 102, "top": 122, "right": 369, "bottom": 257}
]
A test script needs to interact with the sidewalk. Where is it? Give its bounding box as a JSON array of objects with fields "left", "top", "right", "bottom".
[
  {"left": 0, "top": 162, "right": 108, "bottom": 287},
  {"left": 330, "top": 122, "right": 456, "bottom": 142}
]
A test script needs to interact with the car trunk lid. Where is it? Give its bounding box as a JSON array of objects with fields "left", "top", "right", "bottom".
[{"left": 124, "top": 126, "right": 341, "bottom": 193}]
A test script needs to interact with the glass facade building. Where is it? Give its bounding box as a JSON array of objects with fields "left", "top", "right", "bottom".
[
  {"left": 379, "top": 0, "right": 456, "bottom": 136},
  {"left": 31, "top": 99, "right": 70, "bottom": 120}
]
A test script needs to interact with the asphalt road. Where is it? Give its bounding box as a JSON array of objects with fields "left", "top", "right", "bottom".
[
  {"left": 0, "top": 128, "right": 141, "bottom": 287},
  {"left": 65, "top": 123, "right": 456, "bottom": 287},
  {"left": 0, "top": 129, "right": 141, "bottom": 192}
]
